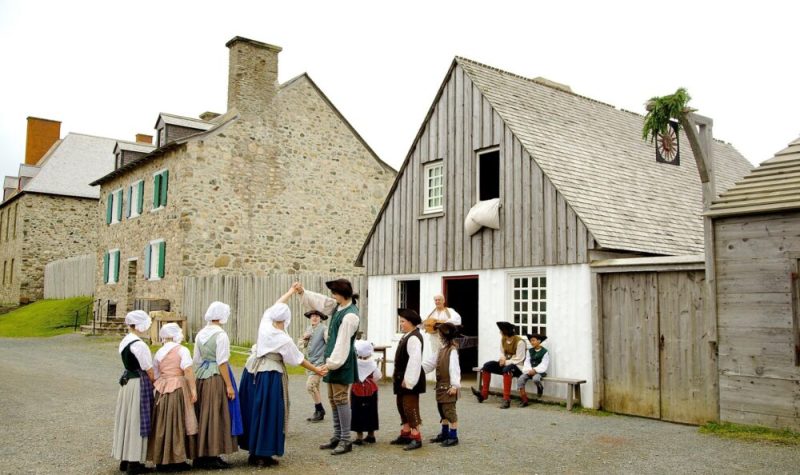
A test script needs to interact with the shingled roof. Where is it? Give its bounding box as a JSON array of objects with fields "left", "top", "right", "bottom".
[
  {"left": 707, "top": 136, "right": 800, "bottom": 217},
  {"left": 456, "top": 57, "right": 753, "bottom": 255}
]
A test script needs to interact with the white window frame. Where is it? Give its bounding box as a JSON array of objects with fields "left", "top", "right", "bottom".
[
  {"left": 476, "top": 146, "right": 500, "bottom": 203},
  {"left": 151, "top": 168, "right": 168, "bottom": 213},
  {"left": 129, "top": 180, "right": 143, "bottom": 218},
  {"left": 423, "top": 161, "right": 444, "bottom": 214},
  {"left": 148, "top": 239, "right": 165, "bottom": 281},
  {"left": 508, "top": 272, "right": 547, "bottom": 338},
  {"left": 107, "top": 248, "right": 120, "bottom": 284},
  {"left": 395, "top": 277, "right": 421, "bottom": 337},
  {"left": 110, "top": 188, "right": 123, "bottom": 224}
]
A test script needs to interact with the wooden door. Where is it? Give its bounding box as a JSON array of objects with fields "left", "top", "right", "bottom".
[
  {"left": 601, "top": 272, "right": 661, "bottom": 418},
  {"left": 658, "top": 271, "right": 718, "bottom": 424}
]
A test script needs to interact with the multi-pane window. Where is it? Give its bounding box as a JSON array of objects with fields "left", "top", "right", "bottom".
[
  {"left": 106, "top": 189, "right": 123, "bottom": 224},
  {"left": 127, "top": 180, "right": 144, "bottom": 218},
  {"left": 103, "top": 249, "right": 120, "bottom": 284},
  {"left": 511, "top": 275, "right": 547, "bottom": 337},
  {"left": 153, "top": 170, "right": 169, "bottom": 210},
  {"left": 424, "top": 162, "right": 444, "bottom": 214},
  {"left": 144, "top": 239, "right": 166, "bottom": 280}
]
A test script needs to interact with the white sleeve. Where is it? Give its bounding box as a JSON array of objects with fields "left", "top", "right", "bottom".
[
  {"left": 403, "top": 336, "right": 422, "bottom": 388},
  {"left": 279, "top": 340, "right": 306, "bottom": 366},
  {"left": 153, "top": 357, "right": 161, "bottom": 379},
  {"left": 421, "top": 350, "right": 438, "bottom": 374},
  {"left": 215, "top": 332, "right": 231, "bottom": 365},
  {"left": 509, "top": 340, "right": 526, "bottom": 366},
  {"left": 325, "top": 313, "right": 359, "bottom": 370},
  {"left": 302, "top": 290, "right": 338, "bottom": 317},
  {"left": 533, "top": 351, "right": 550, "bottom": 374},
  {"left": 448, "top": 308, "right": 462, "bottom": 326},
  {"left": 131, "top": 341, "right": 153, "bottom": 371},
  {"left": 372, "top": 365, "right": 382, "bottom": 380},
  {"left": 178, "top": 346, "right": 193, "bottom": 370},
  {"left": 449, "top": 350, "right": 461, "bottom": 388},
  {"left": 522, "top": 352, "right": 532, "bottom": 373},
  {"left": 193, "top": 343, "right": 202, "bottom": 367}
]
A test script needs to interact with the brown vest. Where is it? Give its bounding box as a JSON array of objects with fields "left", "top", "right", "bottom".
[
  {"left": 393, "top": 328, "right": 426, "bottom": 395},
  {"left": 502, "top": 335, "right": 522, "bottom": 359},
  {"left": 435, "top": 344, "right": 458, "bottom": 403}
]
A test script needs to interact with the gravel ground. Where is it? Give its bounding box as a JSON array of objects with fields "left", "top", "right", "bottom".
[{"left": 1, "top": 334, "right": 798, "bottom": 475}]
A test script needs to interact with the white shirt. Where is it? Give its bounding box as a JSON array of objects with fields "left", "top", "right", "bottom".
[
  {"left": 403, "top": 333, "right": 423, "bottom": 388},
  {"left": 428, "top": 307, "right": 462, "bottom": 326},
  {"left": 422, "top": 347, "right": 461, "bottom": 389},
  {"left": 193, "top": 325, "right": 231, "bottom": 365},
  {"left": 522, "top": 348, "right": 551, "bottom": 374},
  {"left": 119, "top": 333, "right": 153, "bottom": 371},
  {"left": 302, "top": 290, "right": 359, "bottom": 370},
  {"left": 502, "top": 338, "right": 527, "bottom": 370}
]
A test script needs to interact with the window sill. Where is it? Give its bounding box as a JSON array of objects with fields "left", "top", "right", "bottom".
[
  {"left": 147, "top": 276, "right": 163, "bottom": 282},
  {"left": 150, "top": 206, "right": 165, "bottom": 213},
  {"left": 418, "top": 211, "right": 444, "bottom": 220}
]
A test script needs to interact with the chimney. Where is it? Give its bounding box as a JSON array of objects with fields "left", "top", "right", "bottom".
[
  {"left": 135, "top": 134, "right": 153, "bottom": 144},
  {"left": 199, "top": 111, "right": 221, "bottom": 121},
  {"left": 225, "top": 36, "right": 282, "bottom": 118},
  {"left": 25, "top": 117, "right": 61, "bottom": 165}
]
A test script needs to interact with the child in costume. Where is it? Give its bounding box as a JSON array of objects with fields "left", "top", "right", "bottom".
[
  {"left": 351, "top": 340, "right": 381, "bottom": 445},
  {"left": 422, "top": 322, "right": 461, "bottom": 447}
]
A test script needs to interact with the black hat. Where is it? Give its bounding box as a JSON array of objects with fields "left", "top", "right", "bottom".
[
  {"left": 526, "top": 333, "right": 547, "bottom": 342},
  {"left": 435, "top": 322, "right": 461, "bottom": 342},
  {"left": 397, "top": 308, "right": 422, "bottom": 326},
  {"left": 496, "top": 321, "right": 517, "bottom": 337},
  {"left": 304, "top": 310, "right": 328, "bottom": 321},
  {"left": 325, "top": 279, "right": 353, "bottom": 299}
]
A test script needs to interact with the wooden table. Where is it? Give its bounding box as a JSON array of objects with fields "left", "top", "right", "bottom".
[{"left": 373, "top": 345, "right": 390, "bottom": 380}]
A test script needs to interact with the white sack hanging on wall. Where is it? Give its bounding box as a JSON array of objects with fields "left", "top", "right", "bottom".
[{"left": 464, "top": 198, "right": 501, "bottom": 236}]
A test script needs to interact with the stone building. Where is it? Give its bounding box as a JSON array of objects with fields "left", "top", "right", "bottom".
[
  {"left": 0, "top": 117, "right": 123, "bottom": 303},
  {"left": 90, "top": 36, "right": 395, "bottom": 317}
]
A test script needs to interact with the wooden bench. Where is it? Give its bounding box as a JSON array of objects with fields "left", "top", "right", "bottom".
[{"left": 473, "top": 366, "right": 586, "bottom": 410}]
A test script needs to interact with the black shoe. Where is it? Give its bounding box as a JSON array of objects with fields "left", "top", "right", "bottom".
[
  {"left": 364, "top": 435, "right": 376, "bottom": 444},
  {"left": 307, "top": 410, "right": 325, "bottom": 422},
  {"left": 170, "top": 463, "right": 191, "bottom": 473},
  {"left": 126, "top": 462, "right": 152, "bottom": 474},
  {"left": 429, "top": 433, "right": 447, "bottom": 443},
  {"left": 537, "top": 384, "right": 544, "bottom": 397},
  {"left": 518, "top": 400, "right": 529, "bottom": 408},
  {"left": 247, "top": 455, "right": 258, "bottom": 467},
  {"left": 389, "top": 435, "right": 411, "bottom": 445},
  {"left": 331, "top": 441, "right": 353, "bottom": 455},
  {"left": 192, "top": 457, "right": 209, "bottom": 469},
  {"left": 403, "top": 439, "right": 422, "bottom": 451},
  {"left": 470, "top": 387, "right": 485, "bottom": 403},
  {"left": 352, "top": 438, "right": 364, "bottom": 446},
  {"left": 441, "top": 438, "right": 459, "bottom": 447},
  {"left": 155, "top": 465, "right": 170, "bottom": 473},
  {"left": 319, "top": 438, "right": 339, "bottom": 450},
  {"left": 119, "top": 461, "right": 129, "bottom": 472},
  {"left": 499, "top": 399, "right": 511, "bottom": 409},
  {"left": 207, "top": 458, "right": 231, "bottom": 470},
  {"left": 257, "top": 457, "right": 279, "bottom": 467}
]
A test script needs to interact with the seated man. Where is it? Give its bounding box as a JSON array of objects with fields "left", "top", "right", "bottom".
[
  {"left": 517, "top": 333, "right": 550, "bottom": 407},
  {"left": 471, "top": 321, "right": 526, "bottom": 409}
]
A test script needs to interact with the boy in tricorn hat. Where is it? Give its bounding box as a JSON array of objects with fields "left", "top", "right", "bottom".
[
  {"left": 391, "top": 308, "right": 426, "bottom": 450},
  {"left": 471, "top": 321, "right": 526, "bottom": 408},
  {"left": 517, "top": 333, "right": 550, "bottom": 407},
  {"left": 421, "top": 322, "right": 461, "bottom": 447},
  {"left": 298, "top": 310, "right": 329, "bottom": 422}
]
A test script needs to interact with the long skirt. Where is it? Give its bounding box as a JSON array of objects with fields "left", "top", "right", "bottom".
[
  {"left": 112, "top": 378, "right": 148, "bottom": 463},
  {"left": 238, "top": 370, "right": 285, "bottom": 457},
  {"left": 195, "top": 374, "right": 237, "bottom": 457},
  {"left": 351, "top": 392, "right": 379, "bottom": 432},
  {"left": 148, "top": 388, "right": 197, "bottom": 465}
]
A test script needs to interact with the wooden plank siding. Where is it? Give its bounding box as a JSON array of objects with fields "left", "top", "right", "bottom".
[{"left": 362, "top": 65, "right": 594, "bottom": 276}]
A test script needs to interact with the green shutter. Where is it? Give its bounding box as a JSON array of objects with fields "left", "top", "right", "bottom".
[
  {"left": 144, "top": 244, "right": 151, "bottom": 280},
  {"left": 160, "top": 170, "right": 169, "bottom": 207},
  {"left": 105, "top": 195, "right": 113, "bottom": 224},
  {"left": 126, "top": 186, "right": 132, "bottom": 218},
  {"left": 153, "top": 174, "right": 161, "bottom": 208},
  {"left": 114, "top": 250, "right": 121, "bottom": 282},
  {"left": 103, "top": 252, "right": 109, "bottom": 284},
  {"left": 158, "top": 241, "right": 166, "bottom": 278},
  {"left": 116, "top": 190, "right": 123, "bottom": 221},
  {"left": 137, "top": 181, "right": 144, "bottom": 214}
]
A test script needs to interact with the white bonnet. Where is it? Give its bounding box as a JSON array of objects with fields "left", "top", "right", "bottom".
[
  {"left": 159, "top": 322, "right": 183, "bottom": 343},
  {"left": 125, "top": 310, "right": 151, "bottom": 333},
  {"left": 204, "top": 301, "right": 230, "bottom": 324},
  {"left": 355, "top": 340, "right": 374, "bottom": 358}
]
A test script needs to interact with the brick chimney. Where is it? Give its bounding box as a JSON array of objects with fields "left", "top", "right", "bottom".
[
  {"left": 25, "top": 117, "right": 61, "bottom": 165},
  {"left": 135, "top": 134, "right": 153, "bottom": 144},
  {"left": 225, "top": 36, "right": 282, "bottom": 118}
]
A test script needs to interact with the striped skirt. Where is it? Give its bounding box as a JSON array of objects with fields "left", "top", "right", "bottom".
[
  {"left": 195, "top": 374, "right": 237, "bottom": 457},
  {"left": 148, "top": 388, "right": 197, "bottom": 464},
  {"left": 112, "top": 378, "right": 148, "bottom": 463}
]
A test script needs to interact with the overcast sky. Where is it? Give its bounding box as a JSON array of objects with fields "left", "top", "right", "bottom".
[{"left": 1, "top": 1, "right": 798, "bottom": 180}]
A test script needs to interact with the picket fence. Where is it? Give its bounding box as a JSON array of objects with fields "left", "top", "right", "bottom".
[{"left": 44, "top": 254, "right": 95, "bottom": 299}]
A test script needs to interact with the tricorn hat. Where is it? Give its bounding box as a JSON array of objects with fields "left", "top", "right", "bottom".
[
  {"left": 397, "top": 308, "right": 422, "bottom": 326},
  {"left": 325, "top": 278, "right": 353, "bottom": 299},
  {"left": 526, "top": 333, "right": 547, "bottom": 342},
  {"left": 496, "top": 321, "right": 517, "bottom": 337},
  {"left": 436, "top": 322, "right": 461, "bottom": 342},
  {"left": 304, "top": 310, "right": 328, "bottom": 321}
]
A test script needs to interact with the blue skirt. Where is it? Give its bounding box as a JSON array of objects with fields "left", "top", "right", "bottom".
[{"left": 238, "top": 370, "right": 285, "bottom": 457}]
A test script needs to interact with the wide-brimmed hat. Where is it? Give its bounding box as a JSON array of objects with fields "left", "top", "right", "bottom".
[
  {"left": 325, "top": 279, "right": 353, "bottom": 299},
  {"left": 304, "top": 310, "right": 328, "bottom": 321},
  {"left": 435, "top": 322, "right": 461, "bottom": 341},
  {"left": 526, "top": 333, "right": 547, "bottom": 343},
  {"left": 397, "top": 308, "right": 422, "bottom": 326},
  {"left": 496, "top": 321, "right": 517, "bottom": 336}
]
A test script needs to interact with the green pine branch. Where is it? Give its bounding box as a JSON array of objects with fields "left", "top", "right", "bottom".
[{"left": 642, "top": 88, "right": 692, "bottom": 142}]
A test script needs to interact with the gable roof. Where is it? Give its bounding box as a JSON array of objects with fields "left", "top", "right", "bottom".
[
  {"left": 707, "top": 136, "right": 800, "bottom": 217},
  {"left": 455, "top": 57, "right": 752, "bottom": 255}
]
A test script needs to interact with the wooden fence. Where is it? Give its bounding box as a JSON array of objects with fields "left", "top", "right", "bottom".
[
  {"left": 44, "top": 254, "right": 95, "bottom": 299},
  {"left": 183, "top": 273, "right": 368, "bottom": 344}
]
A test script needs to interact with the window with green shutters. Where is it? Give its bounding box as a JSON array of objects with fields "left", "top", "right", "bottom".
[
  {"left": 105, "top": 194, "right": 113, "bottom": 224},
  {"left": 146, "top": 239, "right": 166, "bottom": 280},
  {"left": 152, "top": 170, "right": 169, "bottom": 210},
  {"left": 104, "top": 249, "right": 120, "bottom": 284},
  {"left": 129, "top": 180, "right": 144, "bottom": 218},
  {"left": 109, "top": 188, "right": 123, "bottom": 224}
]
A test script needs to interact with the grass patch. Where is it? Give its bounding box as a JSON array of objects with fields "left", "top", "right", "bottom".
[
  {"left": 0, "top": 297, "right": 93, "bottom": 337},
  {"left": 700, "top": 422, "right": 800, "bottom": 446}
]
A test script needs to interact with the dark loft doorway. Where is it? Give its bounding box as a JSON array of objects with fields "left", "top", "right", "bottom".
[{"left": 443, "top": 275, "right": 479, "bottom": 374}]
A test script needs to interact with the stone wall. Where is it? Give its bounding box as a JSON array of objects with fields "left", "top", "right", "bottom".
[
  {"left": 0, "top": 193, "right": 98, "bottom": 304},
  {"left": 0, "top": 198, "right": 23, "bottom": 303}
]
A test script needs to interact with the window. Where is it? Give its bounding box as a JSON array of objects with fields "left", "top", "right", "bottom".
[
  {"left": 103, "top": 249, "right": 120, "bottom": 284},
  {"left": 4, "top": 207, "right": 9, "bottom": 241},
  {"left": 152, "top": 170, "right": 169, "bottom": 210},
  {"left": 9, "top": 258, "right": 13, "bottom": 284},
  {"left": 423, "top": 161, "right": 444, "bottom": 214},
  {"left": 2, "top": 261, "right": 6, "bottom": 286},
  {"left": 144, "top": 239, "right": 166, "bottom": 280},
  {"left": 12, "top": 203, "right": 17, "bottom": 238},
  {"left": 397, "top": 279, "right": 420, "bottom": 333},
  {"left": 511, "top": 275, "right": 547, "bottom": 337},
  {"left": 127, "top": 180, "right": 144, "bottom": 218},
  {"left": 477, "top": 148, "right": 500, "bottom": 201},
  {"left": 106, "top": 189, "right": 123, "bottom": 224}
]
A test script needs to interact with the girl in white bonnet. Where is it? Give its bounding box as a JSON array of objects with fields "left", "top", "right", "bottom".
[{"left": 351, "top": 340, "right": 381, "bottom": 445}]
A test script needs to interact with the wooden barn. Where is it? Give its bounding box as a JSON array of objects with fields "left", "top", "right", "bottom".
[
  {"left": 708, "top": 136, "right": 800, "bottom": 430},
  {"left": 355, "top": 57, "right": 753, "bottom": 414}
]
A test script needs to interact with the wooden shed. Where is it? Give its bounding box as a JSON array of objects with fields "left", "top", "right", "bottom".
[{"left": 708, "top": 136, "right": 800, "bottom": 430}]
